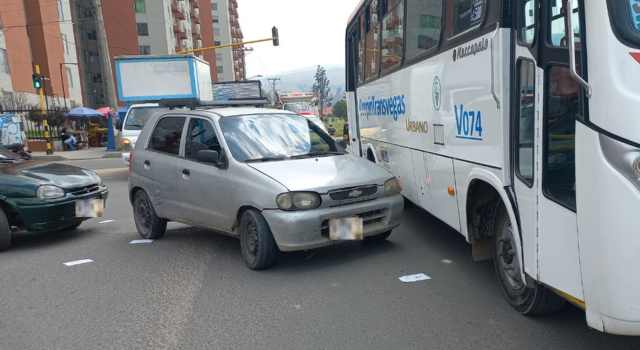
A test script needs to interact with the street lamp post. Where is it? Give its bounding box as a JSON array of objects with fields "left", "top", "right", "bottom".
[{"left": 59, "top": 62, "right": 78, "bottom": 110}]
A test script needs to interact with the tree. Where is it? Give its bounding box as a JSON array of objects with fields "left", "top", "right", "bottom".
[
  {"left": 332, "top": 99, "right": 347, "bottom": 120},
  {"left": 312, "top": 65, "right": 331, "bottom": 117}
]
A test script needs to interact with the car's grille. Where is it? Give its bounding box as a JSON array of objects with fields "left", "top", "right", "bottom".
[
  {"left": 321, "top": 209, "right": 388, "bottom": 237},
  {"left": 67, "top": 184, "right": 100, "bottom": 196},
  {"left": 329, "top": 185, "right": 378, "bottom": 201}
]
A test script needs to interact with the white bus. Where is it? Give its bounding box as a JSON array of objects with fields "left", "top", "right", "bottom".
[{"left": 345, "top": 0, "right": 640, "bottom": 335}]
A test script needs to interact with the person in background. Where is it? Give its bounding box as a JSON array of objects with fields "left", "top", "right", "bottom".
[{"left": 61, "top": 128, "right": 78, "bottom": 151}]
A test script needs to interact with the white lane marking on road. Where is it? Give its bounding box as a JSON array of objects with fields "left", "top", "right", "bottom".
[
  {"left": 129, "top": 239, "right": 153, "bottom": 244},
  {"left": 99, "top": 219, "right": 115, "bottom": 224},
  {"left": 399, "top": 273, "right": 431, "bottom": 283},
  {"left": 441, "top": 259, "right": 453, "bottom": 264},
  {"left": 63, "top": 259, "right": 94, "bottom": 267},
  {"left": 95, "top": 168, "right": 127, "bottom": 176}
]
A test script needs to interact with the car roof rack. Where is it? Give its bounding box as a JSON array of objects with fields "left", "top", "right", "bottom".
[
  {"left": 157, "top": 80, "right": 270, "bottom": 110},
  {"left": 158, "top": 98, "right": 271, "bottom": 110}
]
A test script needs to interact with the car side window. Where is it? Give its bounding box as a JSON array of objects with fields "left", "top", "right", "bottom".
[
  {"left": 149, "top": 117, "right": 186, "bottom": 155},
  {"left": 185, "top": 118, "right": 221, "bottom": 161}
]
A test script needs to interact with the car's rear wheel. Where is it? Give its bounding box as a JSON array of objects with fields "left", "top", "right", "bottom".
[
  {"left": 133, "top": 190, "right": 167, "bottom": 240},
  {"left": 0, "top": 207, "right": 10, "bottom": 251},
  {"left": 364, "top": 230, "right": 392, "bottom": 243},
  {"left": 494, "top": 206, "right": 565, "bottom": 315},
  {"left": 239, "top": 209, "right": 278, "bottom": 270}
]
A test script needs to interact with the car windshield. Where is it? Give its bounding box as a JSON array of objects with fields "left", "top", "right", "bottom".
[
  {"left": 124, "top": 107, "right": 167, "bottom": 131},
  {"left": 220, "top": 114, "right": 342, "bottom": 162},
  {"left": 283, "top": 102, "right": 317, "bottom": 114}
]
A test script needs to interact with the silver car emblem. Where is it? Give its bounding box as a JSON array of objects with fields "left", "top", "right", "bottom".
[{"left": 348, "top": 189, "right": 363, "bottom": 198}]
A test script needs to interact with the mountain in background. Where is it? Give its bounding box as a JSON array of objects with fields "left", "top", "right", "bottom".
[{"left": 261, "top": 64, "right": 346, "bottom": 104}]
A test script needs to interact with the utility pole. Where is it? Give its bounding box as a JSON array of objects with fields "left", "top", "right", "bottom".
[
  {"left": 94, "top": 0, "right": 117, "bottom": 108},
  {"left": 267, "top": 78, "right": 280, "bottom": 107}
]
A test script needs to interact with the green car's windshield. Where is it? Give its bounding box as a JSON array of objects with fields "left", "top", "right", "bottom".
[{"left": 219, "top": 114, "right": 341, "bottom": 162}]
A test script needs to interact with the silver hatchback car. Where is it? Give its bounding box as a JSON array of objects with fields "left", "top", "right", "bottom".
[{"left": 128, "top": 107, "right": 404, "bottom": 269}]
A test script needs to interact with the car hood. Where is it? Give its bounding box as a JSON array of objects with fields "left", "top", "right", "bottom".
[
  {"left": 246, "top": 155, "right": 392, "bottom": 193},
  {"left": 1, "top": 162, "right": 100, "bottom": 189}
]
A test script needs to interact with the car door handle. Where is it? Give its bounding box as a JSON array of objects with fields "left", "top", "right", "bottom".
[{"left": 182, "top": 169, "right": 190, "bottom": 176}]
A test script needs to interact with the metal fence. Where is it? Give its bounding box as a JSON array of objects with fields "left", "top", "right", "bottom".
[{"left": 0, "top": 108, "right": 67, "bottom": 141}]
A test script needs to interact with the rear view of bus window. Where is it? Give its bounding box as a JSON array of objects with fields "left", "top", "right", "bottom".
[
  {"left": 405, "top": 0, "right": 443, "bottom": 60},
  {"left": 451, "top": 0, "right": 485, "bottom": 35}
]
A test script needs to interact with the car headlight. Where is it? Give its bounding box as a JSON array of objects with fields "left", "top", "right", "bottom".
[
  {"left": 37, "top": 185, "right": 65, "bottom": 199},
  {"left": 384, "top": 177, "right": 402, "bottom": 196},
  {"left": 276, "top": 192, "right": 322, "bottom": 211}
]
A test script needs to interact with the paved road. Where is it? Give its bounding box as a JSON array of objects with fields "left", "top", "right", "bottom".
[{"left": 1, "top": 160, "right": 639, "bottom": 350}]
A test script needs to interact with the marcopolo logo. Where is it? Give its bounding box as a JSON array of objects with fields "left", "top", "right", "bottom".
[
  {"left": 359, "top": 95, "right": 406, "bottom": 121},
  {"left": 453, "top": 38, "right": 489, "bottom": 62}
]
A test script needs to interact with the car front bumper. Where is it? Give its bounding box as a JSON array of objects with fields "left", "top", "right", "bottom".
[
  {"left": 262, "top": 194, "right": 404, "bottom": 252},
  {"left": 10, "top": 187, "right": 109, "bottom": 232}
]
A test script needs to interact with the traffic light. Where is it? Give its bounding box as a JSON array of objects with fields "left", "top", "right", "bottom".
[
  {"left": 272, "top": 26, "right": 279, "bottom": 47},
  {"left": 32, "top": 74, "right": 43, "bottom": 90}
]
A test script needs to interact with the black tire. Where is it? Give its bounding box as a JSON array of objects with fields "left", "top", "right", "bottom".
[
  {"left": 239, "top": 210, "right": 278, "bottom": 270},
  {"left": 364, "top": 230, "right": 392, "bottom": 243},
  {"left": 0, "top": 207, "right": 10, "bottom": 251},
  {"left": 493, "top": 206, "right": 566, "bottom": 315},
  {"left": 133, "top": 190, "right": 167, "bottom": 240}
]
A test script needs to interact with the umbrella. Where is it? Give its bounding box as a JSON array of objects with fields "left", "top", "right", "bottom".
[{"left": 66, "top": 107, "right": 103, "bottom": 119}]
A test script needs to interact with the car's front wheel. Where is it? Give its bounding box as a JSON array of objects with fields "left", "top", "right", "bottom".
[
  {"left": 133, "top": 190, "right": 167, "bottom": 240},
  {"left": 239, "top": 209, "right": 278, "bottom": 270},
  {"left": 0, "top": 207, "right": 11, "bottom": 251}
]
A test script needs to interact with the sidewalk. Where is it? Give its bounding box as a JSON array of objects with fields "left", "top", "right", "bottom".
[{"left": 31, "top": 148, "right": 121, "bottom": 161}]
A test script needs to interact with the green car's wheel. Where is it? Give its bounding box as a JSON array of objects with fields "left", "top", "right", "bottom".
[{"left": 0, "top": 207, "right": 11, "bottom": 251}]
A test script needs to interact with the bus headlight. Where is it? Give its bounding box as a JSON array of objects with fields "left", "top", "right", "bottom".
[
  {"left": 384, "top": 177, "right": 402, "bottom": 196},
  {"left": 276, "top": 192, "right": 322, "bottom": 211}
]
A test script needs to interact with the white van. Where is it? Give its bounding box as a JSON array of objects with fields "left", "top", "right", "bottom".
[{"left": 120, "top": 103, "right": 166, "bottom": 164}]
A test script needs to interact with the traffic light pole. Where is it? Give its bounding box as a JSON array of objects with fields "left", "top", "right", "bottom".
[
  {"left": 177, "top": 27, "right": 279, "bottom": 55},
  {"left": 34, "top": 64, "right": 53, "bottom": 155}
]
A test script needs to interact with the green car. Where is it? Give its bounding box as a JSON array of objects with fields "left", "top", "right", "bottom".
[{"left": 0, "top": 147, "right": 108, "bottom": 250}]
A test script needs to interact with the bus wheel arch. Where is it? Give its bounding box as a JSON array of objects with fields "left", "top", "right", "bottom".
[{"left": 463, "top": 172, "right": 525, "bottom": 281}]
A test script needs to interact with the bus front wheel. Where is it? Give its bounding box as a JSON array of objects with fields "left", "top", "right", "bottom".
[{"left": 493, "top": 206, "right": 566, "bottom": 316}]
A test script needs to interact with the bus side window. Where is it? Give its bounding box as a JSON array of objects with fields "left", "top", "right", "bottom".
[
  {"left": 549, "top": 0, "right": 580, "bottom": 47},
  {"left": 364, "top": 0, "right": 381, "bottom": 80},
  {"left": 518, "top": 0, "right": 537, "bottom": 45},
  {"left": 448, "top": 0, "right": 486, "bottom": 36},
  {"left": 381, "top": 0, "right": 404, "bottom": 72},
  {"left": 516, "top": 60, "right": 536, "bottom": 187},
  {"left": 405, "top": 0, "right": 443, "bottom": 60}
]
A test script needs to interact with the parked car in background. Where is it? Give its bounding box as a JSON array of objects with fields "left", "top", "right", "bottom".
[
  {"left": 129, "top": 107, "right": 404, "bottom": 270},
  {"left": 0, "top": 147, "right": 108, "bottom": 251},
  {"left": 119, "top": 103, "right": 167, "bottom": 164}
]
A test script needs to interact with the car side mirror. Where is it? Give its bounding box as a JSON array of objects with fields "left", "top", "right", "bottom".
[{"left": 197, "top": 150, "right": 222, "bottom": 165}]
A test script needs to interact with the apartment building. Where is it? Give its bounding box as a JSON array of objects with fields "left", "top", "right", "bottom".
[
  {"left": 0, "top": 0, "right": 83, "bottom": 109},
  {"left": 0, "top": 16, "right": 14, "bottom": 101},
  {"left": 211, "top": 0, "right": 245, "bottom": 82}
]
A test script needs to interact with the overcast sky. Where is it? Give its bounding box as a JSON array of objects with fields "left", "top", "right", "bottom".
[{"left": 237, "top": 0, "right": 361, "bottom": 77}]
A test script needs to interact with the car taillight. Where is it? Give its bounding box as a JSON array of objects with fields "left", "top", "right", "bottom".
[{"left": 129, "top": 152, "right": 133, "bottom": 175}]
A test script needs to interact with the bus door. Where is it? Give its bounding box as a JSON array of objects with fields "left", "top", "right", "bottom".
[{"left": 512, "top": 0, "right": 586, "bottom": 300}]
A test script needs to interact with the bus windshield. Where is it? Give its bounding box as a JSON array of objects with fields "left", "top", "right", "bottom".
[{"left": 609, "top": 0, "right": 640, "bottom": 47}]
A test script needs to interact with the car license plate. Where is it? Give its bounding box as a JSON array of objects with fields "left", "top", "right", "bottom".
[
  {"left": 329, "top": 217, "right": 363, "bottom": 241},
  {"left": 75, "top": 198, "right": 105, "bottom": 218}
]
